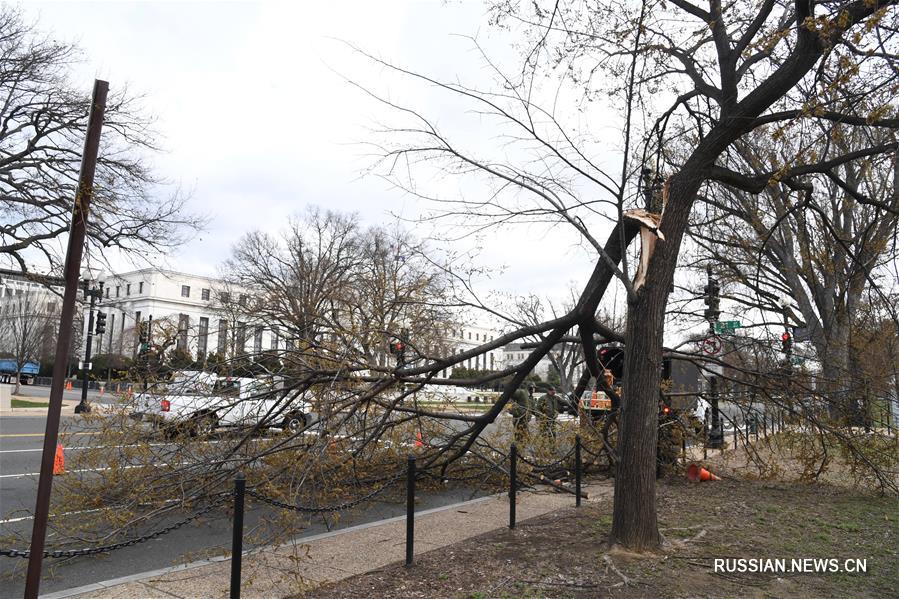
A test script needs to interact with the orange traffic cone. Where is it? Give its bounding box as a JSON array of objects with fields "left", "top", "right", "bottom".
[
  {"left": 65, "top": 380, "right": 72, "bottom": 391},
  {"left": 415, "top": 430, "right": 424, "bottom": 448},
  {"left": 687, "top": 463, "right": 720, "bottom": 482},
  {"left": 53, "top": 445, "right": 65, "bottom": 475}
]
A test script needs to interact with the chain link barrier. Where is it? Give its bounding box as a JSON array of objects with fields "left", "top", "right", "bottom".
[{"left": 0, "top": 492, "right": 232, "bottom": 559}]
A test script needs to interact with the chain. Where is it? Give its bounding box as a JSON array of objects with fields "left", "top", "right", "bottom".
[
  {"left": 246, "top": 473, "right": 404, "bottom": 513},
  {"left": 516, "top": 445, "right": 575, "bottom": 470},
  {"left": 0, "top": 493, "right": 231, "bottom": 559},
  {"left": 420, "top": 467, "right": 498, "bottom": 483}
]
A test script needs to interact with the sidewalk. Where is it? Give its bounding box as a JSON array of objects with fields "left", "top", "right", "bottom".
[{"left": 56, "top": 481, "right": 614, "bottom": 599}]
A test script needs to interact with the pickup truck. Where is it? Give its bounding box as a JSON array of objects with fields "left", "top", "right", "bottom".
[{"left": 137, "top": 374, "right": 313, "bottom": 436}]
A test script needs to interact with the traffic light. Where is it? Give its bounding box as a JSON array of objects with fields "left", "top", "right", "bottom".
[
  {"left": 137, "top": 321, "right": 150, "bottom": 354},
  {"left": 703, "top": 267, "right": 721, "bottom": 323},
  {"left": 94, "top": 311, "right": 107, "bottom": 335},
  {"left": 781, "top": 331, "right": 792, "bottom": 353}
]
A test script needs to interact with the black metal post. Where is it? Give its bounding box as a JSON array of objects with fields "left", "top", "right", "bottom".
[
  {"left": 25, "top": 79, "right": 108, "bottom": 599},
  {"left": 405, "top": 455, "right": 415, "bottom": 566},
  {"left": 76, "top": 283, "right": 101, "bottom": 414},
  {"left": 575, "top": 435, "right": 582, "bottom": 508},
  {"left": 707, "top": 375, "right": 723, "bottom": 448},
  {"left": 509, "top": 443, "right": 517, "bottom": 529},
  {"left": 230, "top": 472, "right": 245, "bottom": 599},
  {"left": 733, "top": 419, "right": 737, "bottom": 446}
]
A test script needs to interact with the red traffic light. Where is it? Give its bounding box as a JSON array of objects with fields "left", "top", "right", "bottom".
[
  {"left": 781, "top": 332, "right": 791, "bottom": 342},
  {"left": 393, "top": 342, "right": 405, "bottom": 352}
]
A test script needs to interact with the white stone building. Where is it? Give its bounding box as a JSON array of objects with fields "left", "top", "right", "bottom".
[
  {"left": 438, "top": 323, "right": 504, "bottom": 378},
  {"left": 95, "top": 269, "right": 506, "bottom": 376},
  {"left": 93, "top": 268, "right": 275, "bottom": 361},
  {"left": 501, "top": 342, "right": 555, "bottom": 380}
]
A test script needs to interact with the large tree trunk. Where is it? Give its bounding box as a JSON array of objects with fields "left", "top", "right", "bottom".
[
  {"left": 609, "top": 165, "right": 706, "bottom": 551},
  {"left": 819, "top": 321, "right": 860, "bottom": 423},
  {"left": 609, "top": 287, "right": 666, "bottom": 550}
]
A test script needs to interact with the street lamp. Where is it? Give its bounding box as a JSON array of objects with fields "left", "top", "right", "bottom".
[
  {"left": 75, "top": 273, "right": 104, "bottom": 414},
  {"left": 704, "top": 265, "right": 724, "bottom": 449}
]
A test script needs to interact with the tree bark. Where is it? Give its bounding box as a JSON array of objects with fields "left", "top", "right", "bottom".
[
  {"left": 610, "top": 165, "right": 708, "bottom": 551},
  {"left": 609, "top": 288, "right": 666, "bottom": 550}
]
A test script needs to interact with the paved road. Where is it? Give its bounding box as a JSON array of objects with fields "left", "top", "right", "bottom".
[
  {"left": 0, "top": 413, "right": 493, "bottom": 598},
  {"left": 10, "top": 383, "right": 108, "bottom": 406}
]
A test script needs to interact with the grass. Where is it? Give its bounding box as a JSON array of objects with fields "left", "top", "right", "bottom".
[{"left": 10, "top": 399, "right": 67, "bottom": 408}]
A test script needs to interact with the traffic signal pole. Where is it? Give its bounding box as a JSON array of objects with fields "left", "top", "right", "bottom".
[
  {"left": 75, "top": 283, "right": 103, "bottom": 414},
  {"left": 704, "top": 266, "right": 724, "bottom": 449}
]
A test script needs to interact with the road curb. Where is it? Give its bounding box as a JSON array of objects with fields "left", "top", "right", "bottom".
[{"left": 40, "top": 492, "right": 507, "bottom": 599}]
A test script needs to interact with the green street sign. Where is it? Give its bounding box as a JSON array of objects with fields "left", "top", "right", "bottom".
[{"left": 714, "top": 320, "right": 742, "bottom": 334}]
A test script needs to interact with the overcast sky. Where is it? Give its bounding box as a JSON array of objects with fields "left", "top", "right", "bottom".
[{"left": 24, "top": 1, "right": 634, "bottom": 321}]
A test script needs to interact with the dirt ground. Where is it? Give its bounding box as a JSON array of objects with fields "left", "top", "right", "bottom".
[{"left": 302, "top": 476, "right": 897, "bottom": 598}]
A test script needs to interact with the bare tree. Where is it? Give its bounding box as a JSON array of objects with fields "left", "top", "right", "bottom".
[
  {"left": 0, "top": 6, "right": 204, "bottom": 274},
  {"left": 0, "top": 287, "right": 58, "bottom": 392},
  {"left": 350, "top": 0, "right": 899, "bottom": 550},
  {"left": 688, "top": 125, "right": 899, "bottom": 422}
]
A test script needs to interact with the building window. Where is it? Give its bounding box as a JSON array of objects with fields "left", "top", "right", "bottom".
[
  {"left": 201, "top": 288, "right": 210, "bottom": 301},
  {"left": 119, "top": 313, "right": 125, "bottom": 353},
  {"left": 254, "top": 326, "right": 263, "bottom": 353},
  {"left": 198, "top": 317, "right": 209, "bottom": 358},
  {"left": 218, "top": 320, "right": 229, "bottom": 354},
  {"left": 115, "top": 286, "right": 120, "bottom": 297},
  {"left": 238, "top": 294, "right": 248, "bottom": 307},
  {"left": 105, "top": 287, "right": 109, "bottom": 298},
  {"left": 181, "top": 285, "right": 190, "bottom": 298},
  {"left": 107, "top": 313, "right": 115, "bottom": 353},
  {"left": 126, "top": 284, "right": 131, "bottom": 296},
  {"left": 139, "top": 282, "right": 144, "bottom": 294},
  {"left": 271, "top": 326, "right": 279, "bottom": 350},
  {"left": 236, "top": 322, "right": 246, "bottom": 355},
  {"left": 176, "top": 314, "right": 189, "bottom": 351}
]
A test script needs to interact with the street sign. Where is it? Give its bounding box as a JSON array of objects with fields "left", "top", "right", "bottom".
[
  {"left": 78, "top": 361, "right": 92, "bottom": 371},
  {"left": 714, "top": 320, "right": 742, "bottom": 334},
  {"left": 701, "top": 336, "right": 722, "bottom": 355}
]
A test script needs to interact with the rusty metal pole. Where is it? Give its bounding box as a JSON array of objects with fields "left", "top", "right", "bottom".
[{"left": 24, "top": 79, "right": 108, "bottom": 599}]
